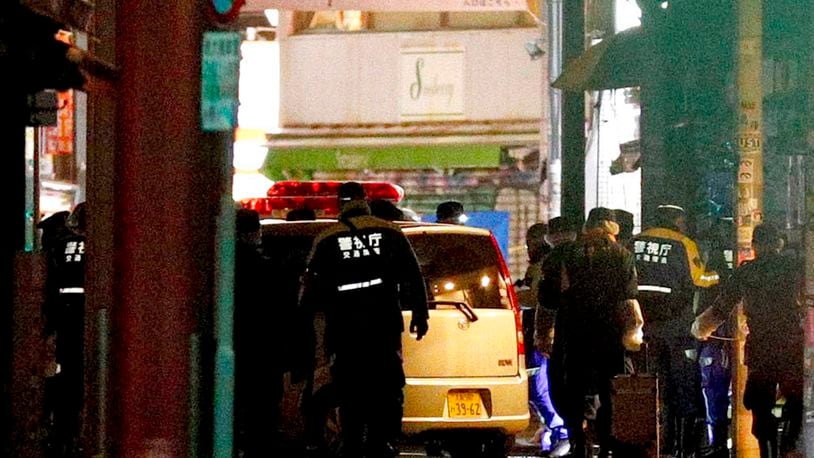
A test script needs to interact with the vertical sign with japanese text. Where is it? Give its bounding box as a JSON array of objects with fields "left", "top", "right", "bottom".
[
  {"left": 201, "top": 31, "right": 241, "bottom": 132},
  {"left": 44, "top": 90, "right": 74, "bottom": 155}
]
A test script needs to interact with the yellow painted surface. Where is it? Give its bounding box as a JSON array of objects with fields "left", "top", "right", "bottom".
[{"left": 733, "top": 0, "right": 762, "bottom": 455}]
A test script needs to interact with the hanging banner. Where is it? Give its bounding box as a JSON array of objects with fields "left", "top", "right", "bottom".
[{"left": 248, "top": 0, "right": 530, "bottom": 11}]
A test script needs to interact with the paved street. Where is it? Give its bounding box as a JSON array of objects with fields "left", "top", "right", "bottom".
[
  {"left": 278, "top": 376, "right": 547, "bottom": 457},
  {"left": 396, "top": 413, "right": 544, "bottom": 456}
]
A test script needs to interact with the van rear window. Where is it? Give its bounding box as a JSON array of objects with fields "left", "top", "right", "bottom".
[
  {"left": 407, "top": 232, "right": 510, "bottom": 310},
  {"left": 261, "top": 226, "right": 510, "bottom": 311}
]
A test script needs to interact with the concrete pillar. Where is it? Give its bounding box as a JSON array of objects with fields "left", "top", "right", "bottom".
[{"left": 111, "top": 1, "right": 225, "bottom": 455}]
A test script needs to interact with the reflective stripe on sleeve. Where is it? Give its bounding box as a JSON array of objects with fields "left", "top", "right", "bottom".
[
  {"left": 700, "top": 273, "right": 719, "bottom": 282},
  {"left": 337, "top": 278, "right": 383, "bottom": 292},
  {"left": 638, "top": 285, "right": 672, "bottom": 294},
  {"left": 59, "top": 287, "right": 85, "bottom": 294}
]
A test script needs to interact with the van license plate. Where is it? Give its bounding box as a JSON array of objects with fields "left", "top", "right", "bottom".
[{"left": 447, "top": 391, "right": 484, "bottom": 418}]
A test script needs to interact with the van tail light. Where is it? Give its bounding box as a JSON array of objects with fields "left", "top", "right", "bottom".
[{"left": 490, "top": 234, "right": 525, "bottom": 365}]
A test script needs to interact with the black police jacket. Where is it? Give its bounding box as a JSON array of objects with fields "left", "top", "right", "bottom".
[
  {"left": 299, "top": 202, "right": 429, "bottom": 358},
  {"left": 708, "top": 252, "right": 804, "bottom": 370}
]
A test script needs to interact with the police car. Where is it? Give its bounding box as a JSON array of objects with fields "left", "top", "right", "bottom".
[{"left": 246, "top": 181, "right": 530, "bottom": 457}]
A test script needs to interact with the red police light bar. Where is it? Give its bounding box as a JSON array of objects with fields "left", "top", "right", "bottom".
[
  {"left": 240, "top": 180, "right": 405, "bottom": 218},
  {"left": 267, "top": 180, "right": 404, "bottom": 201}
]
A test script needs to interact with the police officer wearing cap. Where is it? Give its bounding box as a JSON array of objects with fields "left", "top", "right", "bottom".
[
  {"left": 631, "top": 204, "right": 719, "bottom": 458},
  {"left": 299, "top": 181, "right": 429, "bottom": 458},
  {"left": 45, "top": 202, "right": 87, "bottom": 456}
]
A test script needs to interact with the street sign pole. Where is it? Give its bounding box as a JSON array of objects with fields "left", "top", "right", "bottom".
[{"left": 733, "top": 0, "right": 763, "bottom": 455}]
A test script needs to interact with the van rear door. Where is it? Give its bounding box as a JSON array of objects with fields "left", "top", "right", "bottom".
[{"left": 401, "top": 228, "right": 520, "bottom": 378}]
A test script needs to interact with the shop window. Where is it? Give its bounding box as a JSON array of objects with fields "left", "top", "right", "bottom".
[
  {"left": 294, "top": 10, "right": 368, "bottom": 33},
  {"left": 291, "top": 11, "right": 536, "bottom": 35}
]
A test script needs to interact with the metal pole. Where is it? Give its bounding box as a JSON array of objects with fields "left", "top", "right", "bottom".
[
  {"left": 547, "top": 0, "right": 563, "bottom": 220},
  {"left": 213, "top": 159, "right": 236, "bottom": 458},
  {"left": 733, "top": 0, "right": 763, "bottom": 454},
  {"left": 561, "top": 0, "right": 585, "bottom": 223}
]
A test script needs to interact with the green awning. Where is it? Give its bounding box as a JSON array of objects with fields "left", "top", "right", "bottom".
[{"left": 262, "top": 144, "right": 501, "bottom": 180}]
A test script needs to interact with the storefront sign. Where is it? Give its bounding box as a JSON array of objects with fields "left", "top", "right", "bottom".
[
  {"left": 201, "top": 31, "right": 241, "bottom": 132},
  {"left": 44, "top": 90, "right": 74, "bottom": 155},
  {"left": 400, "top": 47, "right": 465, "bottom": 120},
  {"left": 263, "top": 144, "right": 500, "bottom": 178}
]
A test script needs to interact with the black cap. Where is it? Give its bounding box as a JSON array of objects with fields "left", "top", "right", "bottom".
[
  {"left": 548, "top": 216, "right": 576, "bottom": 235},
  {"left": 752, "top": 222, "right": 780, "bottom": 246},
  {"left": 585, "top": 207, "right": 616, "bottom": 229},
  {"left": 236, "top": 208, "right": 260, "bottom": 233},
  {"left": 338, "top": 181, "right": 366, "bottom": 202},
  {"left": 37, "top": 210, "right": 69, "bottom": 230},
  {"left": 655, "top": 204, "right": 686, "bottom": 230},
  {"left": 526, "top": 222, "right": 548, "bottom": 241},
  {"left": 436, "top": 201, "right": 465, "bottom": 221}
]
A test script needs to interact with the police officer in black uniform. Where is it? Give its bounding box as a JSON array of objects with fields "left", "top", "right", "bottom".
[
  {"left": 299, "top": 182, "right": 429, "bottom": 458},
  {"left": 631, "top": 205, "right": 719, "bottom": 458},
  {"left": 693, "top": 223, "right": 804, "bottom": 458},
  {"left": 45, "top": 202, "right": 87, "bottom": 456}
]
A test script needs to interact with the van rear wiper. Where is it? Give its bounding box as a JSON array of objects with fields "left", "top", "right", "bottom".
[{"left": 427, "top": 300, "right": 478, "bottom": 323}]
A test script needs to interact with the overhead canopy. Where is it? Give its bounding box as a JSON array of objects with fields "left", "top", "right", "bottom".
[
  {"left": 244, "top": 0, "right": 532, "bottom": 11},
  {"left": 552, "top": 26, "right": 651, "bottom": 92}
]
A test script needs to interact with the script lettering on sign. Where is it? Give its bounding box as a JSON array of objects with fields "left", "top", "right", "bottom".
[{"left": 400, "top": 47, "right": 465, "bottom": 120}]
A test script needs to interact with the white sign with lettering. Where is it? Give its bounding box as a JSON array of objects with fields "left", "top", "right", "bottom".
[{"left": 400, "top": 47, "right": 465, "bottom": 120}]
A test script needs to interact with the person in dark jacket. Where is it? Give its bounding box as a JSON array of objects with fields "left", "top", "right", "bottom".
[
  {"left": 693, "top": 223, "right": 804, "bottom": 458},
  {"left": 525, "top": 217, "right": 575, "bottom": 457},
  {"left": 631, "top": 204, "right": 719, "bottom": 458},
  {"left": 233, "top": 208, "right": 280, "bottom": 456},
  {"left": 299, "top": 181, "right": 429, "bottom": 458},
  {"left": 38, "top": 210, "right": 72, "bottom": 454},
  {"left": 369, "top": 199, "right": 405, "bottom": 221},
  {"left": 539, "top": 207, "right": 642, "bottom": 458},
  {"left": 45, "top": 202, "right": 87, "bottom": 456}
]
